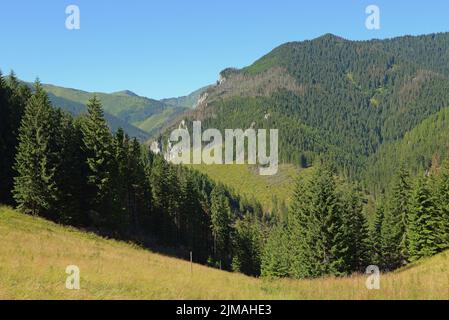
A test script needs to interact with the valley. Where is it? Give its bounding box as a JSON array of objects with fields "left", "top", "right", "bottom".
[{"left": 3, "top": 31, "right": 449, "bottom": 299}]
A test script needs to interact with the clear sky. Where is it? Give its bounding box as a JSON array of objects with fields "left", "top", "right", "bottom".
[{"left": 1, "top": 0, "right": 449, "bottom": 99}]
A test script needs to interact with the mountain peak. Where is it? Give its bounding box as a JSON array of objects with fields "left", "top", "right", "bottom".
[
  {"left": 314, "top": 33, "right": 346, "bottom": 42},
  {"left": 113, "top": 90, "right": 139, "bottom": 97}
]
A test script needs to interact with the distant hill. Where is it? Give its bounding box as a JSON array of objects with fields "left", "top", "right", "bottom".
[
  {"left": 161, "top": 85, "right": 211, "bottom": 109},
  {"left": 44, "top": 90, "right": 150, "bottom": 141},
  {"left": 1, "top": 206, "right": 447, "bottom": 299},
  {"left": 42, "top": 84, "right": 187, "bottom": 138}
]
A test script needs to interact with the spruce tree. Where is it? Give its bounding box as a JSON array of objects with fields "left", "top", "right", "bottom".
[
  {"left": 435, "top": 158, "right": 449, "bottom": 250},
  {"left": 210, "top": 185, "right": 233, "bottom": 268},
  {"left": 56, "top": 115, "right": 89, "bottom": 225},
  {"left": 289, "top": 166, "right": 349, "bottom": 278},
  {"left": 13, "top": 80, "right": 57, "bottom": 216},
  {"left": 370, "top": 202, "right": 385, "bottom": 267},
  {"left": 341, "top": 187, "right": 370, "bottom": 272},
  {"left": 0, "top": 71, "right": 29, "bottom": 204},
  {"left": 261, "top": 224, "right": 291, "bottom": 278},
  {"left": 0, "top": 71, "right": 10, "bottom": 201},
  {"left": 381, "top": 165, "right": 411, "bottom": 269},
  {"left": 407, "top": 176, "right": 438, "bottom": 261},
  {"left": 231, "top": 215, "right": 262, "bottom": 276},
  {"left": 80, "top": 95, "right": 117, "bottom": 229},
  {"left": 127, "top": 138, "right": 148, "bottom": 233}
]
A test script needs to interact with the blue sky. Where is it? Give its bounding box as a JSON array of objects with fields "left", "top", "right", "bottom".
[{"left": 1, "top": 0, "right": 449, "bottom": 99}]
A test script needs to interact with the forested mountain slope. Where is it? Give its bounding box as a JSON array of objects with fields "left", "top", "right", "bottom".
[
  {"left": 364, "top": 105, "right": 449, "bottom": 195},
  {"left": 172, "top": 33, "right": 449, "bottom": 186}
]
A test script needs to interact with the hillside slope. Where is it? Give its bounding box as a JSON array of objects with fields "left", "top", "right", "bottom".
[
  {"left": 42, "top": 84, "right": 187, "bottom": 137},
  {"left": 168, "top": 33, "right": 449, "bottom": 186},
  {"left": 363, "top": 105, "right": 449, "bottom": 194},
  {"left": 187, "top": 164, "right": 306, "bottom": 211},
  {"left": 46, "top": 91, "right": 151, "bottom": 141},
  {"left": 1, "top": 206, "right": 447, "bottom": 300}
]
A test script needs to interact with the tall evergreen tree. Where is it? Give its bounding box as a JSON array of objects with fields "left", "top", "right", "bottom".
[
  {"left": 370, "top": 202, "right": 385, "bottom": 267},
  {"left": 55, "top": 114, "right": 89, "bottom": 225},
  {"left": 13, "top": 80, "right": 57, "bottom": 216},
  {"left": 407, "top": 176, "right": 438, "bottom": 261},
  {"left": 435, "top": 158, "right": 449, "bottom": 250},
  {"left": 210, "top": 185, "right": 233, "bottom": 268},
  {"left": 341, "top": 187, "right": 370, "bottom": 272},
  {"left": 0, "top": 71, "right": 29, "bottom": 204},
  {"left": 80, "top": 95, "right": 117, "bottom": 229},
  {"left": 231, "top": 215, "right": 262, "bottom": 276},
  {"left": 261, "top": 224, "right": 291, "bottom": 278},
  {"left": 289, "top": 167, "right": 349, "bottom": 278},
  {"left": 381, "top": 165, "right": 411, "bottom": 269}
]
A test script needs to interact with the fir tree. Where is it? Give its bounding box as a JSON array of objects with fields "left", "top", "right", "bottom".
[
  {"left": 231, "top": 215, "right": 262, "bottom": 276},
  {"left": 381, "top": 165, "right": 411, "bottom": 269},
  {"left": 210, "top": 185, "right": 233, "bottom": 268},
  {"left": 435, "top": 158, "right": 449, "bottom": 250},
  {"left": 407, "top": 176, "right": 438, "bottom": 261},
  {"left": 261, "top": 224, "right": 291, "bottom": 278},
  {"left": 341, "top": 186, "right": 370, "bottom": 272},
  {"left": 0, "top": 71, "right": 29, "bottom": 204},
  {"left": 289, "top": 166, "right": 349, "bottom": 278},
  {"left": 80, "top": 95, "right": 117, "bottom": 229},
  {"left": 370, "top": 202, "right": 385, "bottom": 267},
  {"left": 13, "top": 80, "right": 57, "bottom": 216}
]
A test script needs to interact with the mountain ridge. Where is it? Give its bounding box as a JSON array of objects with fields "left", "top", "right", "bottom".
[{"left": 156, "top": 31, "right": 449, "bottom": 192}]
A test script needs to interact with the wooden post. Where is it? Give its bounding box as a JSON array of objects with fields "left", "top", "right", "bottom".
[{"left": 190, "top": 251, "right": 193, "bottom": 275}]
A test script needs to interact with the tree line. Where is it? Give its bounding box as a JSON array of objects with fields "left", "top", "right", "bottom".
[
  {"left": 0, "top": 74, "right": 265, "bottom": 275},
  {"left": 1, "top": 72, "right": 448, "bottom": 279},
  {"left": 262, "top": 163, "right": 449, "bottom": 278}
]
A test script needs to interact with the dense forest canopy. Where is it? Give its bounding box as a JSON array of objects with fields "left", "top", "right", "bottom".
[{"left": 177, "top": 32, "right": 449, "bottom": 194}]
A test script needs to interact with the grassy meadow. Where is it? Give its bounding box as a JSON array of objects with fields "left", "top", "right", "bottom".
[
  {"left": 0, "top": 206, "right": 448, "bottom": 300},
  {"left": 187, "top": 163, "right": 310, "bottom": 211}
]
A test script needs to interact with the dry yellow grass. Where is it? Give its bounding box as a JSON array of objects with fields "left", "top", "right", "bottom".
[{"left": 0, "top": 206, "right": 448, "bottom": 300}]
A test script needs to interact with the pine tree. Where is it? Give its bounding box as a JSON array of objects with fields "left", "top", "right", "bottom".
[
  {"left": 381, "top": 165, "right": 411, "bottom": 269},
  {"left": 435, "top": 158, "right": 449, "bottom": 250},
  {"left": 80, "top": 95, "right": 117, "bottom": 229},
  {"left": 407, "top": 176, "right": 438, "bottom": 261},
  {"left": 289, "top": 166, "right": 349, "bottom": 278},
  {"left": 149, "top": 154, "right": 172, "bottom": 242},
  {"left": 0, "top": 71, "right": 10, "bottom": 202},
  {"left": 56, "top": 115, "right": 89, "bottom": 225},
  {"left": 261, "top": 224, "right": 291, "bottom": 278},
  {"left": 112, "top": 128, "right": 132, "bottom": 232},
  {"left": 231, "top": 215, "right": 262, "bottom": 276},
  {"left": 341, "top": 186, "right": 370, "bottom": 272},
  {"left": 0, "top": 71, "right": 29, "bottom": 204},
  {"left": 210, "top": 185, "right": 233, "bottom": 268},
  {"left": 370, "top": 202, "right": 385, "bottom": 267},
  {"left": 127, "top": 138, "right": 148, "bottom": 233},
  {"left": 13, "top": 80, "right": 57, "bottom": 217},
  {"left": 179, "top": 170, "right": 203, "bottom": 250}
]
